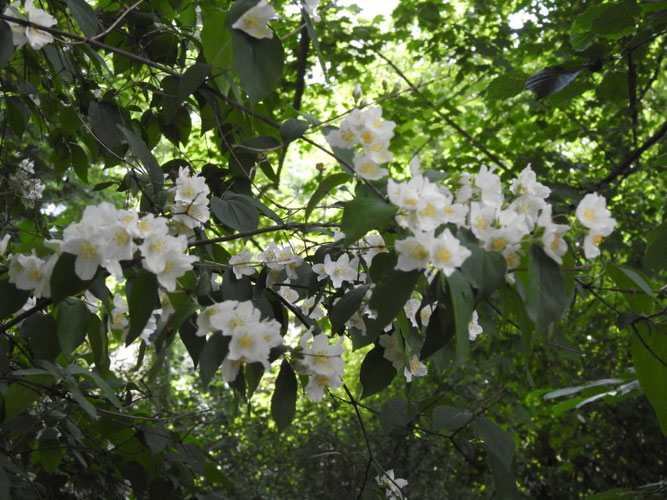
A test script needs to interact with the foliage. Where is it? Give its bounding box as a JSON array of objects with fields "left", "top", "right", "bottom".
[{"left": 0, "top": 0, "right": 666, "bottom": 499}]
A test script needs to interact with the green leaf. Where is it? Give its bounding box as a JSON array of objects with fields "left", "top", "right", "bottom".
[
  {"left": 87, "top": 314, "right": 109, "bottom": 372},
  {"left": 66, "top": 0, "right": 99, "bottom": 38},
  {"left": 64, "top": 364, "right": 122, "bottom": 409},
  {"left": 420, "top": 303, "right": 455, "bottom": 360},
  {"left": 88, "top": 101, "right": 124, "bottom": 149},
  {"left": 380, "top": 398, "right": 415, "bottom": 433},
  {"left": 606, "top": 263, "right": 655, "bottom": 315},
  {"left": 23, "top": 313, "right": 61, "bottom": 361},
  {"left": 460, "top": 245, "right": 506, "bottom": 300},
  {"left": 473, "top": 417, "right": 518, "bottom": 497},
  {"left": 486, "top": 70, "right": 528, "bottom": 100},
  {"left": 67, "top": 380, "right": 97, "bottom": 419},
  {"left": 432, "top": 405, "right": 472, "bottom": 431},
  {"left": 50, "top": 252, "right": 94, "bottom": 303},
  {"left": 592, "top": 1, "right": 639, "bottom": 39},
  {"left": 360, "top": 345, "right": 396, "bottom": 399},
  {"left": 231, "top": 29, "right": 284, "bottom": 104},
  {"left": 211, "top": 193, "right": 259, "bottom": 232},
  {"left": 238, "top": 135, "right": 281, "bottom": 153},
  {"left": 0, "top": 21, "right": 14, "bottom": 70},
  {"left": 446, "top": 271, "right": 474, "bottom": 363},
  {"left": 201, "top": 6, "right": 232, "bottom": 95},
  {"left": 525, "top": 67, "right": 580, "bottom": 100},
  {"left": 126, "top": 269, "right": 159, "bottom": 345},
  {"left": 302, "top": 9, "right": 328, "bottom": 80},
  {"left": 521, "top": 245, "right": 567, "bottom": 330},
  {"left": 57, "top": 299, "right": 92, "bottom": 357},
  {"left": 330, "top": 284, "right": 371, "bottom": 334},
  {"left": 118, "top": 125, "right": 164, "bottom": 188},
  {"left": 279, "top": 118, "right": 310, "bottom": 144},
  {"left": 177, "top": 63, "right": 211, "bottom": 103},
  {"left": 341, "top": 197, "right": 397, "bottom": 246},
  {"left": 631, "top": 325, "right": 667, "bottom": 434},
  {"left": 0, "top": 278, "right": 30, "bottom": 319},
  {"left": 3, "top": 375, "right": 52, "bottom": 423},
  {"left": 644, "top": 221, "right": 667, "bottom": 271},
  {"left": 368, "top": 254, "right": 420, "bottom": 335},
  {"left": 199, "top": 332, "right": 230, "bottom": 387},
  {"left": 271, "top": 360, "right": 298, "bottom": 430},
  {"left": 304, "top": 172, "right": 350, "bottom": 221},
  {"left": 179, "top": 315, "right": 206, "bottom": 368}
]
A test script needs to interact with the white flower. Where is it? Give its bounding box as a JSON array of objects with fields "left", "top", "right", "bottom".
[
  {"left": 583, "top": 225, "right": 614, "bottom": 259},
  {"left": 394, "top": 235, "right": 431, "bottom": 272},
  {"left": 25, "top": 0, "right": 57, "bottom": 50},
  {"left": 352, "top": 152, "right": 388, "bottom": 180},
  {"left": 305, "top": 372, "right": 343, "bottom": 402},
  {"left": 379, "top": 332, "right": 404, "bottom": 370},
  {"left": 299, "top": 332, "right": 345, "bottom": 377},
  {"left": 0, "top": 233, "right": 11, "bottom": 256},
  {"left": 226, "top": 325, "right": 272, "bottom": 369},
  {"left": 325, "top": 122, "right": 359, "bottom": 149},
  {"left": 108, "top": 293, "right": 128, "bottom": 333},
  {"left": 231, "top": 0, "right": 276, "bottom": 39},
  {"left": 429, "top": 229, "right": 471, "bottom": 277},
  {"left": 475, "top": 165, "right": 503, "bottom": 208},
  {"left": 542, "top": 223, "right": 570, "bottom": 264},
  {"left": 301, "top": 296, "right": 325, "bottom": 320},
  {"left": 61, "top": 228, "right": 106, "bottom": 281},
  {"left": 404, "top": 298, "right": 420, "bottom": 327},
  {"left": 322, "top": 253, "right": 359, "bottom": 288},
  {"left": 229, "top": 249, "right": 256, "bottom": 279},
  {"left": 404, "top": 356, "right": 427, "bottom": 382},
  {"left": 468, "top": 310, "right": 483, "bottom": 341},
  {"left": 155, "top": 251, "right": 198, "bottom": 291},
  {"left": 361, "top": 233, "right": 388, "bottom": 264},
  {"left": 279, "top": 285, "right": 299, "bottom": 303},
  {"left": 576, "top": 193, "right": 616, "bottom": 229},
  {"left": 510, "top": 165, "right": 550, "bottom": 199},
  {"left": 375, "top": 469, "right": 408, "bottom": 499},
  {"left": 174, "top": 166, "right": 210, "bottom": 205},
  {"left": 8, "top": 251, "right": 55, "bottom": 298},
  {"left": 3, "top": 3, "right": 27, "bottom": 47}
]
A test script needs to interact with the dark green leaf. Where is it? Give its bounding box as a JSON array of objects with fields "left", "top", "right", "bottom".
[
  {"left": 238, "top": 135, "right": 281, "bottom": 152},
  {"left": 432, "top": 405, "right": 472, "bottom": 431},
  {"left": 446, "top": 271, "right": 474, "bottom": 363},
  {"left": 304, "top": 172, "right": 350, "bottom": 221},
  {"left": 486, "top": 70, "right": 528, "bottom": 100},
  {"left": 118, "top": 125, "right": 164, "bottom": 188},
  {"left": 368, "top": 257, "right": 420, "bottom": 335},
  {"left": 3, "top": 375, "right": 52, "bottom": 423},
  {"left": 330, "top": 284, "right": 371, "bottom": 334},
  {"left": 0, "top": 278, "right": 30, "bottom": 319},
  {"left": 271, "top": 360, "right": 297, "bottom": 430},
  {"left": 0, "top": 21, "right": 14, "bottom": 70},
  {"left": 57, "top": 299, "right": 92, "bottom": 357},
  {"left": 23, "top": 313, "right": 61, "bottom": 361},
  {"left": 88, "top": 101, "right": 124, "bottom": 149},
  {"left": 360, "top": 345, "right": 396, "bottom": 399},
  {"left": 211, "top": 193, "right": 259, "bottom": 232},
  {"left": 631, "top": 324, "right": 667, "bottom": 434},
  {"left": 87, "top": 314, "right": 109, "bottom": 372},
  {"left": 460, "top": 246, "right": 506, "bottom": 300},
  {"left": 420, "top": 303, "right": 454, "bottom": 360},
  {"left": 177, "top": 63, "right": 211, "bottom": 103},
  {"left": 231, "top": 29, "right": 284, "bottom": 104},
  {"left": 50, "top": 252, "right": 94, "bottom": 303},
  {"left": 380, "top": 397, "right": 415, "bottom": 433},
  {"left": 521, "top": 245, "right": 567, "bottom": 330},
  {"left": 472, "top": 417, "right": 515, "bottom": 470},
  {"left": 525, "top": 67, "right": 580, "bottom": 100},
  {"left": 126, "top": 269, "right": 159, "bottom": 345},
  {"left": 199, "top": 332, "right": 230, "bottom": 387},
  {"left": 179, "top": 315, "right": 206, "bottom": 368},
  {"left": 66, "top": 0, "right": 99, "bottom": 37},
  {"left": 201, "top": 6, "right": 232, "bottom": 95},
  {"left": 644, "top": 221, "right": 667, "bottom": 271},
  {"left": 341, "top": 197, "right": 397, "bottom": 246},
  {"left": 279, "top": 118, "right": 310, "bottom": 144}
]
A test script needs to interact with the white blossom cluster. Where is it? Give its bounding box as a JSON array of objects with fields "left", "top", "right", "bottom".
[
  {"left": 389, "top": 164, "right": 616, "bottom": 277},
  {"left": 7, "top": 250, "right": 57, "bottom": 298},
  {"left": 326, "top": 106, "right": 396, "bottom": 180},
  {"left": 167, "top": 167, "right": 211, "bottom": 233},
  {"left": 8, "top": 159, "right": 46, "bottom": 207},
  {"left": 3, "top": 0, "right": 56, "bottom": 50},
  {"left": 379, "top": 331, "right": 427, "bottom": 382},
  {"left": 297, "top": 330, "right": 345, "bottom": 402},
  {"left": 196, "top": 300, "right": 283, "bottom": 382}
]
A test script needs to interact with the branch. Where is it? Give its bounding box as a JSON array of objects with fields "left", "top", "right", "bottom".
[
  {"left": 595, "top": 118, "right": 667, "bottom": 189},
  {"left": 375, "top": 52, "right": 508, "bottom": 172},
  {"left": 188, "top": 222, "right": 341, "bottom": 248}
]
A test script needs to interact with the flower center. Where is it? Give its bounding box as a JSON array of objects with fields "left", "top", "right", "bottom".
[
  {"left": 437, "top": 247, "right": 451, "bottom": 263},
  {"left": 583, "top": 208, "right": 595, "bottom": 221},
  {"left": 409, "top": 244, "right": 429, "bottom": 260},
  {"left": 80, "top": 241, "right": 98, "bottom": 259},
  {"left": 238, "top": 335, "right": 254, "bottom": 349}
]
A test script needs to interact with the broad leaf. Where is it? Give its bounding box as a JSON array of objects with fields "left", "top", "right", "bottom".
[
  {"left": 432, "top": 405, "right": 472, "bottom": 431},
  {"left": 330, "top": 284, "right": 371, "bottom": 334},
  {"left": 118, "top": 125, "right": 164, "bottom": 188},
  {"left": 178, "top": 63, "right": 211, "bottom": 103},
  {"left": 486, "top": 70, "right": 528, "bottom": 100},
  {"left": 279, "top": 118, "right": 309, "bottom": 144},
  {"left": 446, "top": 271, "right": 474, "bottom": 363},
  {"left": 231, "top": 28, "right": 284, "bottom": 104},
  {"left": 211, "top": 193, "right": 259, "bottom": 233},
  {"left": 66, "top": 0, "right": 99, "bottom": 38},
  {"left": 304, "top": 172, "right": 350, "bottom": 221},
  {"left": 520, "top": 245, "right": 567, "bottom": 330},
  {"left": 380, "top": 397, "right": 416, "bottom": 433},
  {"left": 631, "top": 324, "right": 667, "bottom": 434},
  {"left": 199, "top": 332, "right": 230, "bottom": 387},
  {"left": 360, "top": 345, "right": 396, "bottom": 399},
  {"left": 341, "top": 197, "right": 397, "bottom": 246},
  {"left": 271, "top": 360, "right": 297, "bottom": 430},
  {"left": 0, "top": 21, "right": 14, "bottom": 70},
  {"left": 57, "top": 299, "right": 92, "bottom": 357},
  {"left": 126, "top": 270, "right": 159, "bottom": 345}
]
